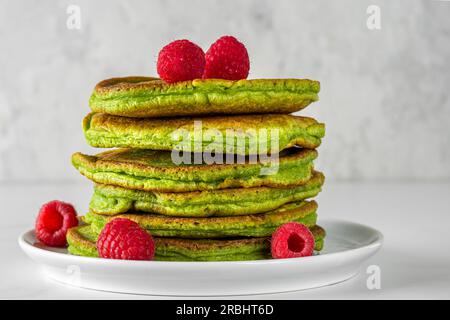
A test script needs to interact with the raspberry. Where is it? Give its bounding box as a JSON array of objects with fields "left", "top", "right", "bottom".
[
  {"left": 203, "top": 35, "right": 250, "bottom": 80},
  {"left": 97, "top": 218, "right": 155, "bottom": 260},
  {"left": 35, "top": 200, "right": 78, "bottom": 247},
  {"left": 271, "top": 222, "right": 315, "bottom": 259},
  {"left": 157, "top": 39, "right": 205, "bottom": 83}
]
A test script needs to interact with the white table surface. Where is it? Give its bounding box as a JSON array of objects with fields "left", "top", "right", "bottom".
[{"left": 1, "top": 181, "right": 450, "bottom": 299}]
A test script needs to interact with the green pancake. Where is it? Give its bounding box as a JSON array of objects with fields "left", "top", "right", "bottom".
[
  {"left": 83, "top": 200, "right": 318, "bottom": 238},
  {"left": 90, "top": 171, "right": 325, "bottom": 217},
  {"left": 82, "top": 113, "right": 325, "bottom": 154},
  {"left": 67, "top": 224, "right": 325, "bottom": 261},
  {"left": 72, "top": 147, "right": 317, "bottom": 192},
  {"left": 89, "top": 77, "right": 320, "bottom": 118}
]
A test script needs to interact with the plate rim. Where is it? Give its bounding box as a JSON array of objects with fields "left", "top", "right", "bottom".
[{"left": 18, "top": 219, "right": 383, "bottom": 267}]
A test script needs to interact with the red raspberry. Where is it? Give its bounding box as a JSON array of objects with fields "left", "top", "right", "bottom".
[
  {"left": 35, "top": 200, "right": 78, "bottom": 247},
  {"left": 271, "top": 222, "right": 315, "bottom": 259},
  {"left": 203, "top": 35, "right": 250, "bottom": 80},
  {"left": 97, "top": 218, "right": 155, "bottom": 260},
  {"left": 157, "top": 39, "right": 205, "bottom": 83}
]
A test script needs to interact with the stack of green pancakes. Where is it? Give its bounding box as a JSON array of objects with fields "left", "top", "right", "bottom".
[{"left": 68, "top": 77, "right": 326, "bottom": 261}]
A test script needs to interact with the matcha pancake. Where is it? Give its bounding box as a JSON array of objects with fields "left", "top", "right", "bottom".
[
  {"left": 90, "top": 171, "right": 325, "bottom": 217},
  {"left": 89, "top": 77, "right": 320, "bottom": 118},
  {"left": 67, "top": 224, "right": 326, "bottom": 261},
  {"left": 83, "top": 113, "right": 325, "bottom": 153},
  {"left": 72, "top": 147, "right": 317, "bottom": 192},
  {"left": 84, "top": 200, "right": 318, "bottom": 238}
]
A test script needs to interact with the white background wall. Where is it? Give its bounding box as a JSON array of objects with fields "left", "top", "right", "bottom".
[{"left": 0, "top": 0, "right": 449, "bottom": 182}]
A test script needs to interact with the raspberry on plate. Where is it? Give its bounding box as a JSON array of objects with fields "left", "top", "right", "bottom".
[
  {"left": 97, "top": 218, "right": 155, "bottom": 261},
  {"left": 35, "top": 200, "right": 78, "bottom": 247},
  {"left": 203, "top": 35, "right": 250, "bottom": 80},
  {"left": 157, "top": 39, "right": 205, "bottom": 83},
  {"left": 271, "top": 222, "right": 315, "bottom": 259}
]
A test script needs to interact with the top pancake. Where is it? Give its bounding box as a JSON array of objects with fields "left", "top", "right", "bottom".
[{"left": 89, "top": 77, "right": 320, "bottom": 118}]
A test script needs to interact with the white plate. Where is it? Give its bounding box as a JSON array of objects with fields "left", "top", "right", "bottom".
[{"left": 18, "top": 219, "right": 382, "bottom": 296}]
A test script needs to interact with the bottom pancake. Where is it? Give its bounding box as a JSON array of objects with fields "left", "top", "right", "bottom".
[{"left": 67, "top": 224, "right": 326, "bottom": 261}]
